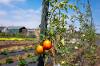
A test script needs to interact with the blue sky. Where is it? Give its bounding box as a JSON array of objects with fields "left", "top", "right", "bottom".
[
  {"left": 91, "top": 0, "right": 100, "bottom": 33},
  {"left": 0, "top": 0, "right": 99, "bottom": 33},
  {"left": 0, "top": 0, "right": 42, "bottom": 29}
]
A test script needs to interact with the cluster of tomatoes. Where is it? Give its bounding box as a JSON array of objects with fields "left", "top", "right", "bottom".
[{"left": 36, "top": 39, "right": 52, "bottom": 54}]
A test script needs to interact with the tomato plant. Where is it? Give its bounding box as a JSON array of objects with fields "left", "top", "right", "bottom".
[{"left": 35, "top": 0, "right": 98, "bottom": 66}]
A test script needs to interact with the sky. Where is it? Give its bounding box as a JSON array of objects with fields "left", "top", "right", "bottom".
[
  {"left": 0, "top": 0, "right": 99, "bottom": 33},
  {"left": 0, "top": 0, "right": 42, "bottom": 29},
  {"left": 91, "top": 0, "right": 100, "bottom": 33}
]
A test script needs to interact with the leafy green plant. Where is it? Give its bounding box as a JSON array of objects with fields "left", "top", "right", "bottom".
[
  {"left": 27, "top": 54, "right": 33, "bottom": 58},
  {"left": 42, "top": 0, "right": 97, "bottom": 66},
  {"left": 31, "top": 56, "right": 38, "bottom": 62},
  {"left": 46, "top": 0, "right": 80, "bottom": 65},
  {"left": 18, "top": 59, "right": 28, "bottom": 66},
  {"left": 0, "top": 62, "right": 2, "bottom": 65},
  {"left": 1, "top": 49, "right": 9, "bottom": 55},
  {"left": 6, "top": 58, "right": 13, "bottom": 64},
  {"left": 23, "top": 47, "right": 29, "bottom": 52}
]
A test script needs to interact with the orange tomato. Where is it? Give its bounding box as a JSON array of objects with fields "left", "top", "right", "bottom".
[
  {"left": 43, "top": 40, "right": 52, "bottom": 50},
  {"left": 36, "top": 45, "right": 44, "bottom": 54}
]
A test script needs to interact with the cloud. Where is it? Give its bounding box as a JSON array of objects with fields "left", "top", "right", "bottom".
[
  {"left": 0, "top": 7, "right": 41, "bottom": 28},
  {"left": 0, "top": 0, "right": 42, "bottom": 28},
  {"left": 0, "top": 11, "right": 7, "bottom": 17}
]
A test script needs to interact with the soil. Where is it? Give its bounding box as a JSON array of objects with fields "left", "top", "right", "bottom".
[{"left": 0, "top": 40, "right": 100, "bottom": 66}]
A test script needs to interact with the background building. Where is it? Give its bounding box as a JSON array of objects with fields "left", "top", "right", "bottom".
[{"left": 0, "top": 26, "right": 40, "bottom": 38}]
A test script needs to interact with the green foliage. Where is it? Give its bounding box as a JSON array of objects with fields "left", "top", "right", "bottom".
[
  {"left": 0, "top": 32, "right": 9, "bottom": 37},
  {"left": 14, "top": 33, "right": 25, "bottom": 38},
  {"left": 6, "top": 58, "right": 13, "bottom": 64},
  {"left": 23, "top": 47, "right": 30, "bottom": 52},
  {"left": 1, "top": 49, "right": 9, "bottom": 55},
  {"left": 0, "top": 32, "right": 37, "bottom": 38},
  {"left": 18, "top": 59, "right": 27, "bottom": 66},
  {"left": 0, "top": 33, "right": 25, "bottom": 38},
  {"left": 27, "top": 54, "right": 38, "bottom": 63},
  {"left": 46, "top": 0, "right": 97, "bottom": 66},
  {"left": 0, "top": 62, "right": 2, "bottom": 65},
  {"left": 31, "top": 56, "right": 38, "bottom": 62},
  {"left": 40, "top": 34, "right": 45, "bottom": 40},
  {"left": 27, "top": 54, "right": 33, "bottom": 58}
]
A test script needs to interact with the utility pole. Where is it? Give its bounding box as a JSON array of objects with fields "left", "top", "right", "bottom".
[{"left": 38, "top": 0, "right": 49, "bottom": 66}]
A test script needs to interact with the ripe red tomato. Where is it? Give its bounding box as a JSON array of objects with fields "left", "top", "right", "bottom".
[{"left": 43, "top": 40, "right": 52, "bottom": 50}]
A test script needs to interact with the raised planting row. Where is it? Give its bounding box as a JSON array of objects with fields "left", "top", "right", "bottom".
[
  {"left": 0, "top": 40, "right": 36, "bottom": 52},
  {"left": 0, "top": 49, "right": 38, "bottom": 65},
  {"left": 0, "top": 41, "right": 34, "bottom": 46},
  {"left": 0, "top": 45, "right": 35, "bottom": 56}
]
